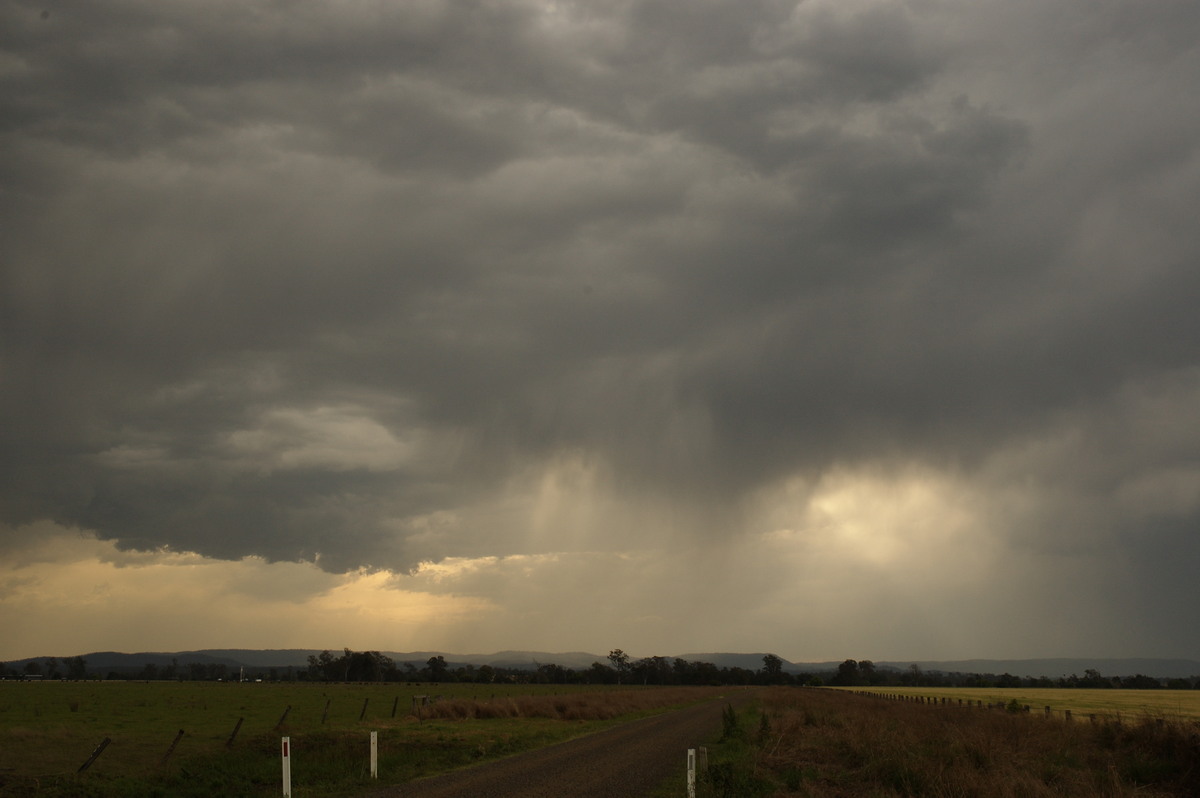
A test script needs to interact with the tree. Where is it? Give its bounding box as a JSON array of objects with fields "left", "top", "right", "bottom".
[
  {"left": 997, "top": 672, "right": 1021, "bottom": 688},
  {"left": 427, "top": 655, "right": 448, "bottom": 682},
  {"left": 344, "top": 650, "right": 393, "bottom": 681},
  {"left": 307, "top": 650, "right": 338, "bottom": 681},
  {"left": 633, "top": 656, "right": 672, "bottom": 685},
  {"left": 901, "top": 663, "right": 923, "bottom": 686},
  {"left": 858, "top": 660, "right": 877, "bottom": 685},
  {"left": 761, "top": 654, "right": 784, "bottom": 684},
  {"left": 65, "top": 656, "right": 88, "bottom": 680},
  {"left": 536, "top": 663, "right": 569, "bottom": 684},
  {"left": 608, "top": 649, "right": 631, "bottom": 684},
  {"left": 587, "top": 662, "right": 616, "bottom": 684},
  {"left": 833, "top": 659, "right": 860, "bottom": 686}
]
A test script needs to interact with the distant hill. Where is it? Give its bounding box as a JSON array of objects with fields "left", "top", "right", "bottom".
[
  {"left": 468, "top": 650, "right": 607, "bottom": 670},
  {"left": 675, "top": 652, "right": 817, "bottom": 672},
  {"left": 5, "top": 650, "right": 1199, "bottom": 680},
  {"left": 0, "top": 649, "right": 614, "bottom": 674},
  {"left": 60, "top": 650, "right": 246, "bottom": 669},
  {"left": 673, "top": 655, "right": 1200, "bottom": 679}
]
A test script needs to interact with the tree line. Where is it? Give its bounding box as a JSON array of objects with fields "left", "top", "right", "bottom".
[
  {"left": 0, "top": 650, "right": 794, "bottom": 685},
  {"left": 5, "top": 653, "right": 1197, "bottom": 689},
  {"left": 827, "top": 659, "right": 1200, "bottom": 690},
  {"left": 299, "top": 649, "right": 796, "bottom": 685}
]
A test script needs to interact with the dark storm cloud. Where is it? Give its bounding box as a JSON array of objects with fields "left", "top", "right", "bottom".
[{"left": 3, "top": 0, "right": 1200, "bottom": 631}]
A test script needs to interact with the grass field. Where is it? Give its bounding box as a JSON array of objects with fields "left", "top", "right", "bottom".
[
  {"left": 677, "top": 687, "right": 1200, "bottom": 797},
  {"left": 0, "top": 681, "right": 720, "bottom": 797},
  {"left": 829, "top": 686, "right": 1200, "bottom": 720}
]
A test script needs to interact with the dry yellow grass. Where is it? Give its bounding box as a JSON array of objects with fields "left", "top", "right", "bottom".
[{"left": 831, "top": 686, "right": 1200, "bottom": 720}]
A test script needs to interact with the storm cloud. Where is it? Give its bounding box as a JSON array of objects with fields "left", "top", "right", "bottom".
[{"left": 3, "top": 0, "right": 1199, "bottom": 660}]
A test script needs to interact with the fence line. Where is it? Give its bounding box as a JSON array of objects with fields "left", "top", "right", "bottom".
[{"left": 846, "top": 689, "right": 1160, "bottom": 724}]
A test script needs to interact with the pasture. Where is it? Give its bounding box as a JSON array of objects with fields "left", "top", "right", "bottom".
[
  {"left": 831, "top": 686, "right": 1200, "bottom": 720},
  {"left": 0, "top": 680, "right": 718, "bottom": 797},
  {"left": 673, "top": 687, "right": 1200, "bottom": 797}
]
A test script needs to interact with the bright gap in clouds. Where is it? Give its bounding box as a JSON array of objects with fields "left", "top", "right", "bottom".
[{"left": 2, "top": 461, "right": 1125, "bottom": 662}]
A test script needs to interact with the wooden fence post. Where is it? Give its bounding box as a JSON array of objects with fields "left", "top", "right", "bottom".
[
  {"left": 160, "top": 729, "right": 185, "bottom": 766},
  {"left": 78, "top": 737, "right": 111, "bottom": 773},
  {"left": 227, "top": 717, "right": 244, "bottom": 747}
]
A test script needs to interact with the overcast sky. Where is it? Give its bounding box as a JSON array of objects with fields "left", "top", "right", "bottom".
[{"left": 3, "top": 0, "right": 1200, "bottom": 664}]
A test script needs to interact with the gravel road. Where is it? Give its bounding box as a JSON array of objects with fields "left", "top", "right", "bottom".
[{"left": 366, "top": 689, "right": 759, "bottom": 798}]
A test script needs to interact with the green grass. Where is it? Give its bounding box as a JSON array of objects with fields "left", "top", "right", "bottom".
[{"left": 0, "top": 681, "right": 718, "bottom": 797}]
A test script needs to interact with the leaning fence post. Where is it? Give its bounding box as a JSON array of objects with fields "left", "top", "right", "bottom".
[
  {"left": 227, "top": 717, "right": 244, "bottom": 747},
  {"left": 78, "top": 737, "right": 111, "bottom": 773},
  {"left": 160, "top": 729, "right": 185, "bottom": 766},
  {"left": 359, "top": 698, "right": 369, "bottom": 721}
]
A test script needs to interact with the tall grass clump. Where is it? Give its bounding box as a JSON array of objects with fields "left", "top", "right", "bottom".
[{"left": 696, "top": 703, "right": 775, "bottom": 798}]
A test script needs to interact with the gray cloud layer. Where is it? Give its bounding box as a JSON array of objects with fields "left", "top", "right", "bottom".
[{"left": 3, "top": 0, "right": 1200, "bottom": 653}]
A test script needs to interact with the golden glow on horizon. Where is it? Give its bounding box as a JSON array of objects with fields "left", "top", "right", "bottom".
[{"left": 0, "top": 522, "right": 494, "bottom": 659}]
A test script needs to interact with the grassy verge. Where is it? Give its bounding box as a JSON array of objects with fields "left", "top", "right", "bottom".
[{"left": 645, "top": 699, "right": 776, "bottom": 798}]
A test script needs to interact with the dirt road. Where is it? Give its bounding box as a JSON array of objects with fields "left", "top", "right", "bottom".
[{"left": 367, "top": 689, "right": 758, "bottom": 798}]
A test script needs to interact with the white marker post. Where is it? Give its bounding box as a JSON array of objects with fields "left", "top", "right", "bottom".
[
  {"left": 687, "top": 748, "right": 696, "bottom": 798},
  {"left": 281, "top": 737, "right": 292, "bottom": 796},
  {"left": 370, "top": 731, "right": 378, "bottom": 778}
]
